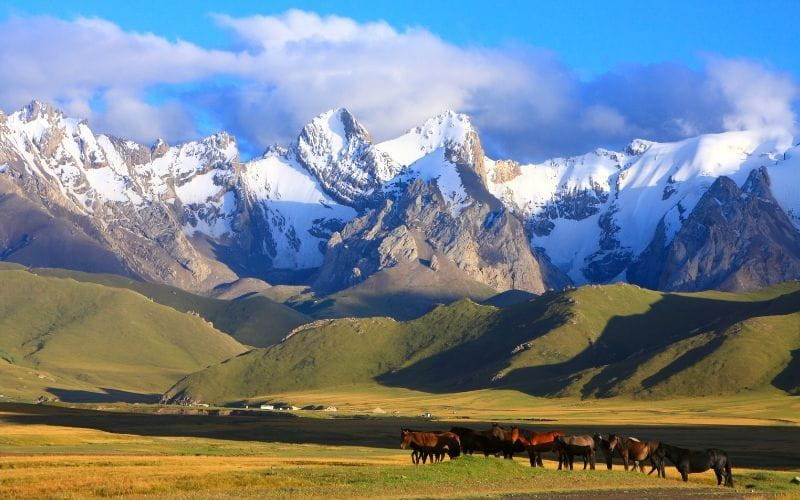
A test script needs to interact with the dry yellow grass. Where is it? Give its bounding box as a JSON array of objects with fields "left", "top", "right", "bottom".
[{"left": 0, "top": 399, "right": 798, "bottom": 498}]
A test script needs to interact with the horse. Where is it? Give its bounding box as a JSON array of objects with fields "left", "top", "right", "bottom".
[
  {"left": 400, "top": 429, "right": 461, "bottom": 464},
  {"left": 608, "top": 434, "right": 662, "bottom": 476},
  {"left": 450, "top": 427, "right": 486, "bottom": 456},
  {"left": 490, "top": 423, "right": 525, "bottom": 459},
  {"left": 553, "top": 435, "right": 596, "bottom": 470},
  {"left": 450, "top": 426, "right": 503, "bottom": 457},
  {"left": 655, "top": 443, "right": 733, "bottom": 487},
  {"left": 593, "top": 433, "right": 616, "bottom": 470},
  {"left": 519, "top": 429, "right": 564, "bottom": 467}
]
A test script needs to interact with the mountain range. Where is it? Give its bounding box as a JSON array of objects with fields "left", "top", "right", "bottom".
[{"left": 1, "top": 100, "right": 800, "bottom": 304}]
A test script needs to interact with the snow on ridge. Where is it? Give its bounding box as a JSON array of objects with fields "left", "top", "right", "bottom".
[
  {"left": 241, "top": 152, "right": 357, "bottom": 268},
  {"left": 487, "top": 128, "right": 797, "bottom": 283},
  {"left": 373, "top": 110, "right": 474, "bottom": 168}
]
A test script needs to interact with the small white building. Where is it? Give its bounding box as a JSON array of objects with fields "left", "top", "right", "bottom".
[{"left": 260, "top": 404, "right": 274, "bottom": 410}]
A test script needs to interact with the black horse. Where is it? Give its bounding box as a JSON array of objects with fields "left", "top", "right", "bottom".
[{"left": 655, "top": 443, "right": 733, "bottom": 487}]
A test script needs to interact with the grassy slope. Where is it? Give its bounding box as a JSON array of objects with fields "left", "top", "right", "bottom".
[
  {"left": 0, "top": 269, "right": 247, "bottom": 399},
  {"left": 14, "top": 265, "right": 311, "bottom": 348},
  {"left": 292, "top": 260, "right": 497, "bottom": 320},
  {"left": 165, "top": 281, "right": 800, "bottom": 404}
]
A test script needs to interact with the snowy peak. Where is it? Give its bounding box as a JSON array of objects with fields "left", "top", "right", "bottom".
[
  {"left": 374, "top": 110, "right": 480, "bottom": 169},
  {"left": 624, "top": 138, "right": 654, "bottom": 156},
  {"left": 291, "top": 108, "right": 397, "bottom": 204}
]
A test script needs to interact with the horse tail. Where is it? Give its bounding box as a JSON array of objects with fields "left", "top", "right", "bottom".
[{"left": 724, "top": 456, "right": 733, "bottom": 487}]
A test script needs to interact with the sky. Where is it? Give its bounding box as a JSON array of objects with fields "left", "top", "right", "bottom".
[{"left": 1, "top": 0, "right": 799, "bottom": 160}]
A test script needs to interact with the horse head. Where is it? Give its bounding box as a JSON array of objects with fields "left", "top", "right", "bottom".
[{"left": 400, "top": 429, "right": 412, "bottom": 449}]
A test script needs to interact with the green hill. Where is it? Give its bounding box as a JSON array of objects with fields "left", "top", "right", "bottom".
[
  {"left": 290, "top": 261, "right": 497, "bottom": 320},
  {"left": 0, "top": 268, "right": 248, "bottom": 401},
  {"left": 6, "top": 264, "right": 311, "bottom": 348},
  {"left": 164, "top": 281, "right": 800, "bottom": 404}
]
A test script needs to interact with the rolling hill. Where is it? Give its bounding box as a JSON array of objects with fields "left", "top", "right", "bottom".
[
  {"left": 6, "top": 264, "right": 311, "bottom": 348},
  {"left": 163, "top": 281, "right": 800, "bottom": 404},
  {"left": 290, "top": 259, "right": 498, "bottom": 320},
  {"left": 0, "top": 267, "right": 248, "bottom": 401}
]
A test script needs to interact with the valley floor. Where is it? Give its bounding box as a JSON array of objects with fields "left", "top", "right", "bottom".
[{"left": 0, "top": 393, "right": 798, "bottom": 498}]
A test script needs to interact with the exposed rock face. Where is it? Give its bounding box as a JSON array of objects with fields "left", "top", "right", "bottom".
[
  {"left": 2, "top": 100, "right": 799, "bottom": 297},
  {"left": 314, "top": 178, "right": 570, "bottom": 294},
  {"left": 293, "top": 108, "right": 399, "bottom": 205},
  {"left": 629, "top": 168, "right": 800, "bottom": 291},
  {"left": 490, "top": 159, "right": 521, "bottom": 184}
]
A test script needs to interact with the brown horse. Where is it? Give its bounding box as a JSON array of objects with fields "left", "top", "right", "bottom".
[
  {"left": 554, "top": 435, "right": 596, "bottom": 470},
  {"left": 400, "top": 429, "right": 461, "bottom": 464},
  {"left": 490, "top": 423, "right": 525, "bottom": 459},
  {"left": 519, "top": 429, "right": 565, "bottom": 467},
  {"left": 655, "top": 443, "right": 733, "bottom": 487},
  {"left": 608, "top": 434, "right": 662, "bottom": 476}
]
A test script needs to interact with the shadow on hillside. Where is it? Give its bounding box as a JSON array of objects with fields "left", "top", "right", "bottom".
[
  {"left": 378, "top": 288, "right": 800, "bottom": 398},
  {"left": 377, "top": 292, "right": 573, "bottom": 391},
  {"left": 0, "top": 403, "right": 798, "bottom": 469},
  {"left": 772, "top": 348, "right": 800, "bottom": 395},
  {"left": 47, "top": 387, "right": 161, "bottom": 403}
]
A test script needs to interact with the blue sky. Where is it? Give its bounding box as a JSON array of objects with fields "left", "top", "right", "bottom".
[{"left": 1, "top": 1, "right": 798, "bottom": 159}]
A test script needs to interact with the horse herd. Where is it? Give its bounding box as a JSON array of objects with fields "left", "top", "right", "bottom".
[{"left": 399, "top": 424, "right": 734, "bottom": 487}]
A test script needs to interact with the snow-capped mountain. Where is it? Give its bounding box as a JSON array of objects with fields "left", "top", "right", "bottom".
[
  {"left": 484, "top": 129, "right": 800, "bottom": 286},
  {"left": 1, "top": 100, "right": 799, "bottom": 295}
]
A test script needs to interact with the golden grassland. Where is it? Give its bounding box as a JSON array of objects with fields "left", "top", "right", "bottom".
[
  {"left": 245, "top": 384, "right": 800, "bottom": 426},
  {"left": 0, "top": 391, "right": 799, "bottom": 498}
]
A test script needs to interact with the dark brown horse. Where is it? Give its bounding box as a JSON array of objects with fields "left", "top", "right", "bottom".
[
  {"left": 490, "top": 423, "right": 525, "bottom": 459},
  {"left": 655, "top": 443, "right": 733, "bottom": 487},
  {"left": 400, "top": 429, "right": 461, "bottom": 464},
  {"left": 608, "top": 435, "right": 662, "bottom": 475},
  {"left": 451, "top": 426, "right": 503, "bottom": 457},
  {"left": 593, "top": 434, "right": 616, "bottom": 470},
  {"left": 553, "top": 435, "right": 596, "bottom": 470},
  {"left": 518, "top": 429, "right": 565, "bottom": 467},
  {"left": 449, "top": 427, "right": 489, "bottom": 456}
]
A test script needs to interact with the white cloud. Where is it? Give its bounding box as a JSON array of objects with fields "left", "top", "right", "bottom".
[
  {"left": 707, "top": 57, "right": 798, "bottom": 133},
  {"left": 0, "top": 11, "right": 796, "bottom": 159}
]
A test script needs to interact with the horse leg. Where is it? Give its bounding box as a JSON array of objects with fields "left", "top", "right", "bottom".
[
  {"left": 589, "top": 450, "right": 596, "bottom": 470},
  {"left": 725, "top": 459, "right": 734, "bottom": 487},
  {"left": 647, "top": 457, "right": 658, "bottom": 475},
  {"left": 637, "top": 460, "right": 644, "bottom": 473},
  {"left": 537, "top": 451, "right": 544, "bottom": 467},
  {"left": 680, "top": 466, "right": 689, "bottom": 482},
  {"left": 714, "top": 467, "right": 723, "bottom": 485}
]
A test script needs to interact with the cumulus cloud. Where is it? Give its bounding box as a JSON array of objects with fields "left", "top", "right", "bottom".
[
  {"left": 707, "top": 57, "right": 798, "bottom": 132},
  {"left": 0, "top": 10, "right": 796, "bottom": 159}
]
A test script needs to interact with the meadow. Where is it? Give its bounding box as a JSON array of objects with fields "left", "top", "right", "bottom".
[{"left": 1, "top": 390, "right": 799, "bottom": 498}]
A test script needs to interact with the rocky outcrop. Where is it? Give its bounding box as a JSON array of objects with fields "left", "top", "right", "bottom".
[
  {"left": 314, "top": 177, "right": 570, "bottom": 294},
  {"left": 629, "top": 167, "right": 800, "bottom": 291}
]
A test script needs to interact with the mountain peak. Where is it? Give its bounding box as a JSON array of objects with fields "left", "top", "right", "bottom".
[
  {"left": 625, "top": 138, "right": 654, "bottom": 156},
  {"left": 302, "top": 107, "right": 372, "bottom": 146}
]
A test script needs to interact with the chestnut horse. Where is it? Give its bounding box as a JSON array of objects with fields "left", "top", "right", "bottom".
[
  {"left": 608, "top": 434, "right": 662, "bottom": 476},
  {"left": 553, "top": 435, "right": 596, "bottom": 470},
  {"left": 400, "top": 429, "right": 461, "bottom": 464},
  {"left": 518, "top": 429, "right": 565, "bottom": 467},
  {"left": 655, "top": 443, "right": 733, "bottom": 487}
]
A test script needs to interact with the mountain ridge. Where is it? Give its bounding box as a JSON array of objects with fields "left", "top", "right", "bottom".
[{"left": 2, "top": 100, "right": 799, "bottom": 297}]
